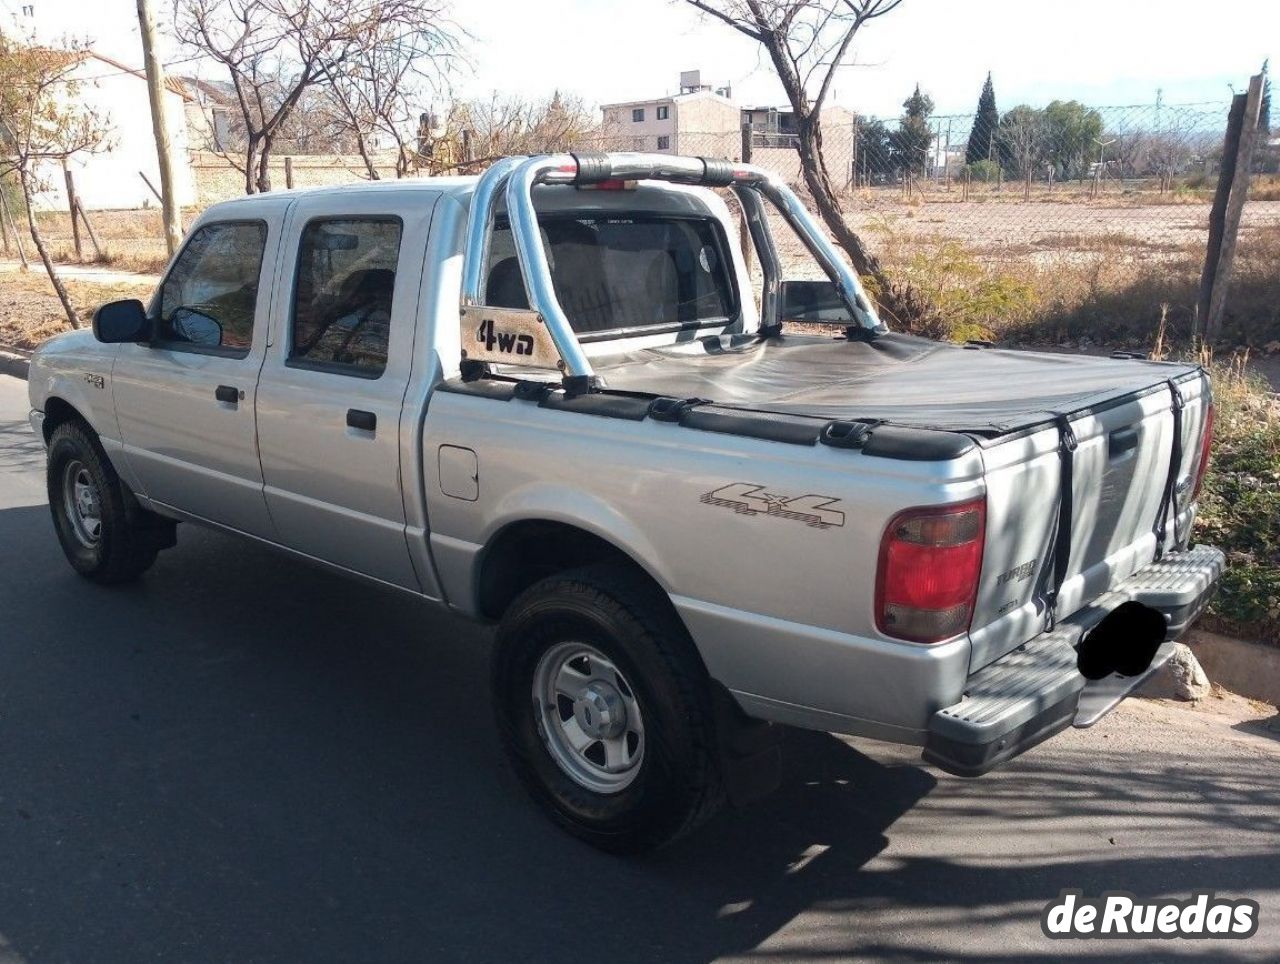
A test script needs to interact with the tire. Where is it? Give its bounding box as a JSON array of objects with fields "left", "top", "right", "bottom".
[
  {"left": 46, "top": 420, "right": 165, "bottom": 584},
  {"left": 492, "top": 563, "right": 724, "bottom": 853}
]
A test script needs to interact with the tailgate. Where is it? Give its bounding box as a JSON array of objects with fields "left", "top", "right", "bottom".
[{"left": 968, "top": 368, "right": 1212, "bottom": 671}]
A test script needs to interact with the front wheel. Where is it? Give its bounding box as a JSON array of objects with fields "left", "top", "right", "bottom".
[
  {"left": 491, "top": 564, "right": 724, "bottom": 853},
  {"left": 47, "top": 421, "right": 168, "bottom": 583}
]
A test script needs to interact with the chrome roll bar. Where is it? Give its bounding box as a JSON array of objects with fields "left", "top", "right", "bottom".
[
  {"left": 460, "top": 154, "right": 525, "bottom": 309},
  {"left": 504, "top": 155, "right": 595, "bottom": 380},
  {"left": 460, "top": 152, "right": 884, "bottom": 384}
]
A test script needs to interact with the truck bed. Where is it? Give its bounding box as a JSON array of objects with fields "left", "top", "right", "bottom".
[{"left": 587, "top": 332, "right": 1201, "bottom": 438}]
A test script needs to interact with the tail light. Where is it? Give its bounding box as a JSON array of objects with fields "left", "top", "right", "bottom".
[
  {"left": 1191, "top": 403, "right": 1215, "bottom": 501},
  {"left": 876, "top": 498, "right": 986, "bottom": 644}
]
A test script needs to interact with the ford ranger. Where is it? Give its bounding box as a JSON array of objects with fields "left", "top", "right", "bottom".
[{"left": 26, "top": 152, "right": 1223, "bottom": 852}]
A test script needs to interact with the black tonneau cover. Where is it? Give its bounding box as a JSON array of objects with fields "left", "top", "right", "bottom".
[{"left": 592, "top": 332, "right": 1200, "bottom": 436}]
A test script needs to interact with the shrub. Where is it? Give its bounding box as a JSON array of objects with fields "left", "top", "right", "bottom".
[
  {"left": 1193, "top": 355, "right": 1280, "bottom": 646},
  {"left": 963, "top": 159, "right": 1001, "bottom": 183}
]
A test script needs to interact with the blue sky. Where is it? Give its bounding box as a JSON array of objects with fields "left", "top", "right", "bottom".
[{"left": 8, "top": 0, "right": 1275, "bottom": 117}]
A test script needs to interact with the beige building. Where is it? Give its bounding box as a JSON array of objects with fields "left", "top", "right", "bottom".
[
  {"left": 600, "top": 71, "right": 740, "bottom": 159},
  {"left": 599, "top": 71, "right": 856, "bottom": 186}
]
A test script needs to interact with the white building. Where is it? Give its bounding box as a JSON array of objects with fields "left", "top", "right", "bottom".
[
  {"left": 600, "top": 70, "right": 740, "bottom": 158},
  {"left": 30, "top": 51, "right": 201, "bottom": 211},
  {"left": 3, "top": 1, "right": 199, "bottom": 210}
]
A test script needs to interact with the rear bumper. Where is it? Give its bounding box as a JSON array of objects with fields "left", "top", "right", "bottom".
[{"left": 923, "top": 544, "right": 1224, "bottom": 777}]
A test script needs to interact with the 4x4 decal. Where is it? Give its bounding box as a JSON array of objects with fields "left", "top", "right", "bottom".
[{"left": 701, "top": 482, "right": 845, "bottom": 529}]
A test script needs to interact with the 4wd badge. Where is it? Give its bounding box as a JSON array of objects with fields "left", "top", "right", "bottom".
[
  {"left": 701, "top": 482, "right": 846, "bottom": 530},
  {"left": 461, "top": 306, "right": 560, "bottom": 369}
]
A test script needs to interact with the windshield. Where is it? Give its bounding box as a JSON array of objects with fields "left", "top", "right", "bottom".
[{"left": 486, "top": 213, "right": 738, "bottom": 338}]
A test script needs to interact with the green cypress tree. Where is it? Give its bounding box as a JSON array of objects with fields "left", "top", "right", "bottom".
[
  {"left": 892, "top": 84, "right": 934, "bottom": 176},
  {"left": 965, "top": 72, "right": 999, "bottom": 166}
]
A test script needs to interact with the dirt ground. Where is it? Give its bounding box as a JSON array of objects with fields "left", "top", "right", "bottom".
[
  {"left": 844, "top": 195, "right": 1280, "bottom": 253},
  {"left": 0, "top": 262, "right": 154, "bottom": 351}
]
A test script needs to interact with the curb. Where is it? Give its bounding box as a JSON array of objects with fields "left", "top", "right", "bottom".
[
  {"left": 0, "top": 347, "right": 30, "bottom": 381},
  {"left": 1186, "top": 629, "right": 1280, "bottom": 707}
]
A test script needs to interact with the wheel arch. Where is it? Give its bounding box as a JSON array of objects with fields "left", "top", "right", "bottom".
[
  {"left": 476, "top": 519, "right": 671, "bottom": 623},
  {"left": 41, "top": 395, "right": 91, "bottom": 443}
]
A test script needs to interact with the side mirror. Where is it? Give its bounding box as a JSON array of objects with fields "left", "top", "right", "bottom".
[
  {"left": 170, "top": 307, "right": 223, "bottom": 347},
  {"left": 93, "top": 299, "right": 150, "bottom": 344},
  {"left": 780, "top": 280, "right": 854, "bottom": 324}
]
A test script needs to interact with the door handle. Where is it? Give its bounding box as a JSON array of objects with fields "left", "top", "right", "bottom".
[
  {"left": 215, "top": 385, "right": 240, "bottom": 404},
  {"left": 346, "top": 409, "right": 377, "bottom": 431}
]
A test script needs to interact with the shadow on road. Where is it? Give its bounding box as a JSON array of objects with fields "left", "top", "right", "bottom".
[
  {"left": 0, "top": 417, "right": 45, "bottom": 477},
  {"left": 0, "top": 502, "right": 1277, "bottom": 963}
]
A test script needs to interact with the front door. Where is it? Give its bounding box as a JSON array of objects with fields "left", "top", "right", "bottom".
[
  {"left": 254, "top": 190, "right": 439, "bottom": 590},
  {"left": 113, "top": 202, "right": 288, "bottom": 537}
]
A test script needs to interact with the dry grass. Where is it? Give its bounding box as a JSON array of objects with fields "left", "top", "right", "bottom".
[
  {"left": 866, "top": 220, "right": 1280, "bottom": 352},
  {"left": 26, "top": 207, "right": 189, "bottom": 276},
  {"left": 0, "top": 269, "right": 153, "bottom": 350}
]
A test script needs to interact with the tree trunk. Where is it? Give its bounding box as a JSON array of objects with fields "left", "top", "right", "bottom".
[
  {"left": 796, "top": 115, "right": 883, "bottom": 281},
  {"left": 796, "top": 115, "right": 926, "bottom": 329},
  {"left": 255, "top": 141, "right": 273, "bottom": 193},
  {"left": 19, "top": 169, "right": 81, "bottom": 330},
  {"left": 243, "top": 139, "right": 259, "bottom": 195},
  {"left": 355, "top": 131, "right": 380, "bottom": 180}
]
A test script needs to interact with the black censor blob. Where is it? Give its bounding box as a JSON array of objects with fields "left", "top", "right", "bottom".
[{"left": 1076, "top": 601, "right": 1167, "bottom": 681}]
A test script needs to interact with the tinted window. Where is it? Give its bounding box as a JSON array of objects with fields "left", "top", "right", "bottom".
[
  {"left": 290, "top": 218, "right": 402, "bottom": 376},
  {"left": 159, "top": 221, "right": 266, "bottom": 354},
  {"left": 486, "top": 215, "right": 737, "bottom": 336}
]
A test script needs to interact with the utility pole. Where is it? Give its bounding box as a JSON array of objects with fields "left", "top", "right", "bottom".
[{"left": 137, "top": 0, "right": 181, "bottom": 256}]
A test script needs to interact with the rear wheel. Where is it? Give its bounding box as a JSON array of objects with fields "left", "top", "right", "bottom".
[
  {"left": 492, "top": 564, "right": 723, "bottom": 853},
  {"left": 47, "top": 421, "right": 169, "bottom": 583}
]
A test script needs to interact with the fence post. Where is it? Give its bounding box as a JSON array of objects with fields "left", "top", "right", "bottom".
[
  {"left": 75, "top": 198, "right": 104, "bottom": 261},
  {"left": 139, "top": 171, "right": 163, "bottom": 204},
  {"left": 0, "top": 191, "right": 28, "bottom": 269},
  {"left": 1198, "top": 72, "right": 1265, "bottom": 342},
  {"left": 63, "top": 165, "right": 82, "bottom": 260},
  {"left": 284, "top": 156, "right": 295, "bottom": 190}
]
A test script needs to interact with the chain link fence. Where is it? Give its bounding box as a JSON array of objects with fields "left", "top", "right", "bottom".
[{"left": 649, "top": 98, "right": 1280, "bottom": 347}]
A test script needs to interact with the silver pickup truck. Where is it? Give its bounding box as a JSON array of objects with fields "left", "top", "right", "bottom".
[{"left": 27, "top": 152, "right": 1223, "bottom": 852}]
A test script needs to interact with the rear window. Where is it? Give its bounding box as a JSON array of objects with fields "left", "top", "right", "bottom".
[{"left": 486, "top": 214, "right": 738, "bottom": 337}]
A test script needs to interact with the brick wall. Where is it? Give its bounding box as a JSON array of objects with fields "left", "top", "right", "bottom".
[{"left": 191, "top": 151, "right": 401, "bottom": 204}]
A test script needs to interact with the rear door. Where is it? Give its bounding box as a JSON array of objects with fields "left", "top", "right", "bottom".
[
  {"left": 254, "top": 189, "right": 439, "bottom": 590},
  {"left": 113, "top": 200, "right": 288, "bottom": 537}
]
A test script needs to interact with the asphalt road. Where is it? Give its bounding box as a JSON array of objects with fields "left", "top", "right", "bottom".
[{"left": 1, "top": 372, "right": 1278, "bottom": 964}]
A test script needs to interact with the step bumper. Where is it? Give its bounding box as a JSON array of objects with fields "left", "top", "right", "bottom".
[{"left": 923, "top": 545, "right": 1224, "bottom": 777}]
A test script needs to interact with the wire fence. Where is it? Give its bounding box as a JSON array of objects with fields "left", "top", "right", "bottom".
[
  {"left": 607, "top": 98, "right": 1280, "bottom": 345},
  {"left": 18, "top": 95, "right": 1279, "bottom": 348},
  {"left": 621, "top": 100, "right": 1280, "bottom": 266}
]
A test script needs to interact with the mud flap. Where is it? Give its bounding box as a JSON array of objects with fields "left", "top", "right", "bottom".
[{"left": 712, "top": 683, "right": 783, "bottom": 806}]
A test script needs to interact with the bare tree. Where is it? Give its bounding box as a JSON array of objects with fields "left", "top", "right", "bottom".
[
  {"left": 321, "top": 5, "right": 461, "bottom": 179},
  {"left": 425, "top": 92, "right": 597, "bottom": 174},
  {"left": 0, "top": 34, "right": 110, "bottom": 329},
  {"left": 175, "top": 0, "right": 443, "bottom": 193},
  {"left": 684, "top": 0, "right": 902, "bottom": 294}
]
